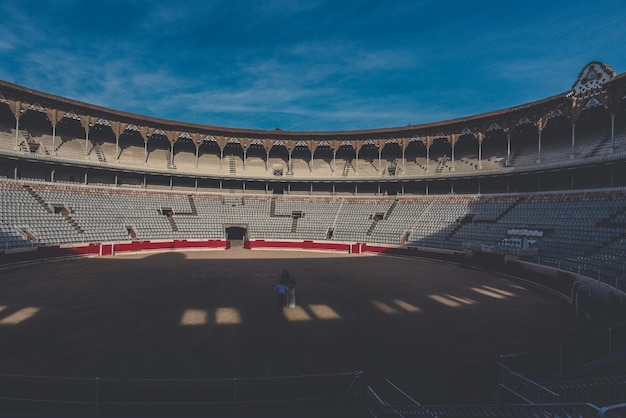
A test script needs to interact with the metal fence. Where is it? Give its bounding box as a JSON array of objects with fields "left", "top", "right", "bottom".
[
  {"left": 365, "top": 383, "right": 601, "bottom": 418},
  {"left": 497, "top": 321, "right": 626, "bottom": 406},
  {"left": 0, "top": 370, "right": 366, "bottom": 416},
  {"left": 500, "top": 321, "right": 626, "bottom": 380}
]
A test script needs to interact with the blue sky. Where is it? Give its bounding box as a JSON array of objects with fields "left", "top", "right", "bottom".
[{"left": 0, "top": 0, "right": 624, "bottom": 132}]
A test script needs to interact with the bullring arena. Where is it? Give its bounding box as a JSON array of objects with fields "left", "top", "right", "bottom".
[{"left": 1, "top": 62, "right": 626, "bottom": 417}]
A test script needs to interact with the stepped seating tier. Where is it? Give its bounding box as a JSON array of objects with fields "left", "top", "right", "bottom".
[{"left": 2, "top": 179, "right": 626, "bottom": 286}]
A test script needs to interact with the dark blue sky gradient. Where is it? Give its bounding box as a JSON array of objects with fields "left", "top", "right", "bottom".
[{"left": 0, "top": 0, "right": 624, "bottom": 131}]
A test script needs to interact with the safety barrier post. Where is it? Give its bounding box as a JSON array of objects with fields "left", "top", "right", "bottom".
[
  {"left": 233, "top": 377, "right": 238, "bottom": 418},
  {"left": 95, "top": 376, "right": 100, "bottom": 416}
]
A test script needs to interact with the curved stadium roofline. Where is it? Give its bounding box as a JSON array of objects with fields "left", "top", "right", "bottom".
[{"left": 0, "top": 62, "right": 620, "bottom": 141}]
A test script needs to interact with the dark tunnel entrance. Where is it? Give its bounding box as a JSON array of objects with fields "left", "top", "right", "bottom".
[{"left": 225, "top": 225, "right": 248, "bottom": 247}]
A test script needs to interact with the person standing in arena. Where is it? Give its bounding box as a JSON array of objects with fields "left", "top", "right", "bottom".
[
  {"left": 280, "top": 270, "right": 296, "bottom": 308},
  {"left": 275, "top": 278, "right": 289, "bottom": 310},
  {"left": 287, "top": 274, "right": 296, "bottom": 308}
]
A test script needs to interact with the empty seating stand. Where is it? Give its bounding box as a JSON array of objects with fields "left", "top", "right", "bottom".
[{"left": 1, "top": 179, "right": 625, "bottom": 286}]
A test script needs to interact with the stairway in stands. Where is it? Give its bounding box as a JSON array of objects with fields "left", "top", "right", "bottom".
[
  {"left": 494, "top": 197, "right": 523, "bottom": 222},
  {"left": 367, "top": 159, "right": 379, "bottom": 174},
  {"left": 342, "top": 159, "right": 355, "bottom": 176},
  {"left": 384, "top": 199, "right": 398, "bottom": 220},
  {"left": 65, "top": 216, "right": 84, "bottom": 234},
  {"left": 445, "top": 198, "right": 523, "bottom": 241},
  {"left": 435, "top": 156, "right": 448, "bottom": 173},
  {"left": 22, "top": 130, "right": 39, "bottom": 153},
  {"left": 585, "top": 206, "right": 626, "bottom": 256},
  {"left": 23, "top": 185, "right": 52, "bottom": 213},
  {"left": 507, "top": 141, "right": 528, "bottom": 166},
  {"left": 446, "top": 212, "right": 481, "bottom": 241},
  {"left": 270, "top": 197, "right": 276, "bottom": 216},
  {"left": 269, "top": 197, "right": 292, "bottom": 218},
  {"left": 93, "top": 143, "right": 107, "bottom": 162},
  {"left": 167, "top": 215, "right": 179, "bottom": 232},
  {"left": 187, "top": 195, "right": 198, "bottom": 216},
  {"left": 229, "top": 155, "right": 236, "bottom": 174},
  {"left": 586, "top": 132, "right": 612, "bottom": 157},
  {"left": 366, "top": 219, "right": 378, "bottom": 236}
]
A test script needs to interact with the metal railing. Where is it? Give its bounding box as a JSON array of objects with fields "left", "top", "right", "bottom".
[
  {"left": 365, "top": 383, "right": 601, "bottom": 418},
  {"left": 0, "top": 371, "right": 366, "bottom": 416},
  {"left": 498, "top": 364, "right": 560, "bottom": 404}
]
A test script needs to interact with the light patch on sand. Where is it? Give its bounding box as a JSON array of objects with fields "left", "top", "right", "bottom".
[
  {"left": 0, "top": 307, "right": 40, "bottom": 325},
  {"left": 392, "top": 299, "right": 422, "bottom": 313},
  {"left": 215, "top": 307, "right": 242, "bottom": 325},
  {"left": 429, "top": 294, "right": 462, "bottom": 308},
  {"left": 482, "top": 286, "right": 516, "bottom": 297},
  {"left": 372, "top": 300, "right": 400, "bottom": 315},
  {"left": 283, "top": 306, "right": 312, "bottom": 321},
  {"left": 472, "top": 287, "right": 507, "bottom": 300},
  {"left": 308, "top": 304, "right": 341, "bottom": 320},
  {"left": 181, "top": 309, "right": 208, "bottom": 326},
  {"left": 445, "top": 295, "right": 478, "bottom": 305}
]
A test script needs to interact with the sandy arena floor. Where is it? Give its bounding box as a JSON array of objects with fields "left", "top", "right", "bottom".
[{"left": 0, "top": 248, "right": 589, "bottom": 402}]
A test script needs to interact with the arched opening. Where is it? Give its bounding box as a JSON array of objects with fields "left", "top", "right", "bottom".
[{"left": 225, "top": 225, "right": 248, "bottom": 247}]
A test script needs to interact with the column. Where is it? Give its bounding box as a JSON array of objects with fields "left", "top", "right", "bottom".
[
  {"left": 52, "top": 124, "right": 57, "bottom": 155},
  {"left": 571, "top": 123, "right": 576, "bottom": 159},
  {"left": 478, "top": 134, "right": 483, "bottom": 169},
  {"left": 287, "top": 150, "right": 292, "bottom": 174},
  {"left": 85, "top": 125, "right": 90, "bottom": 157},
  {"left": 14, "top": 113, "right": 20, "bottom": 149},
  {"left": 611, "top": 113, "right": 616, "bottom": 152},
  {"left": 537, "top": 123, "right": 543, "bottom": 164},
  {"left": 451, "top": 142, "right": 455, "bottom": 172},
  {"left": 506, "top": 132, "right": 511, "bottom": 166}
]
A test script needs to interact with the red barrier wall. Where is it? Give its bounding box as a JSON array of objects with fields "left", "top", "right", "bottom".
[
  {"left": 361, "top": 243, "right": 395, "bottom": 254},
  {"left": 245, "top": 240, "right": 351, "bottom": 252},
  {"left": 101, "top": 244, "right": 113, "bottom": 256},
  {"left": 57, "top": 240, "right": 230, "bottom": 257},
  {"left": 62, "top": 243, "right": 101, "bottom": 255},
  {"left": 113, "top": 240, "right": 228, "bottom": 253}
]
